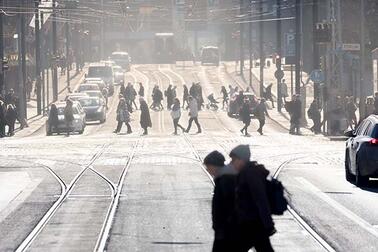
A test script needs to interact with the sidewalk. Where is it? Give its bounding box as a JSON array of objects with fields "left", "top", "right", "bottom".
[
  {"left": 14, "top": 67, "right": 86, "bottom": 137},
  {"left": 223, "top": 61, "right": 313, "bottom": 135}
]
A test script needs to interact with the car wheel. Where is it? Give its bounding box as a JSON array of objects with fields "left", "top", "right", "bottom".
[
  {"left": 345, "top": 152, "right": 354, "bottom": 182},
  {"left": 355, "top": 158, "right": 369, "bottom": 187}
]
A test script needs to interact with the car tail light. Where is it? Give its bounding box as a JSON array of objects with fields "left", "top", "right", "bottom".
[{"left": 370, "top": 139, "right": 378, "bottom": 145}]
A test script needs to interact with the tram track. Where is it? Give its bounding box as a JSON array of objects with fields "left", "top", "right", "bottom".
[
  {"left": 15, "top": 143, "right": 110, "bottom": 252},
  {"left": 165, "top": 64, "right": 337, "bottom": 252}
]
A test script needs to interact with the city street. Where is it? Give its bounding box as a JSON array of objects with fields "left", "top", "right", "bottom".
[{"left": 1, "top": 64, "right": 377, "bottom": 251}]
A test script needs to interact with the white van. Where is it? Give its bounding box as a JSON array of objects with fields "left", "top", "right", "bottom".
[{"left": 87, "top": 63, "right": 114, "bottom": 95}]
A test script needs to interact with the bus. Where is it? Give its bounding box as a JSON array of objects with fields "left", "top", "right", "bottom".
[
  {"left": 110, "top": 51, "right": 131, "bottom": 72},
  {"left": 201, "top": 46, "right": 220, "bottom": 66},
  {"left": 154, "top": 33, "right": 175, "bottom": 63}
]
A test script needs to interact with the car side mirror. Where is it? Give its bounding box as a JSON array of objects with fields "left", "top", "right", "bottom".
[{"left": 344, "top": 130, "right": 356, "bottom": 138}]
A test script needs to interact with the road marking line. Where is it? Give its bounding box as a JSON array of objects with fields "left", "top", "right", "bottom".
[{"left": 296, "top": 177, "right": 378, "bottom": 238}]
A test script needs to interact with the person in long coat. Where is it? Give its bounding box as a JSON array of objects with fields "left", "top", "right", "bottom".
[
  {"left": 239, "top": 99, "right": 251, "bottom": 136},
  {"left": 165, "top": 84, "right": 174, "bottom": 109},
  {"left": 48, "top": 103, "right": 59, "bottom": 134},
  {"left": 114, "top": 98, "right": 132, "bottom": 134},
  {"left": 140, "top": 97, "right": 152, "bottom": 135},
  {"left": 170, "top": 98, "right": 185, "bottom": 135},
  {"left": 5, "top": 104, "right": 17, "bottom": 136},
  {"left": 182, "top": 85, "right": 189, "bottom": 108},
  {"left": 64, "top": 99, "right": 74, "bottom": 136},
  {"left": 0, "top": 97, "right": 6, "bottom": 137}
]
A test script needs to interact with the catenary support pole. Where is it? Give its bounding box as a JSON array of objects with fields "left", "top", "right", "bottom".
[
  {"left": 66, "top": 17, "right": 70, "bottom": 90},
  {"left": 52, "top": 0, "right": 58, "bottom": 101},
  {"left": 240, "top": 0, "right": 244, "bottom": 76},
  {"left": 35, "top": 0, "right": 42, "bottom": 115},
  {"left": 0, "top": 1, "right": 4, "bottom": 96},
  {"left": 276, "top": 0, "right": 282, "bottom": 112},
  {"left": 20, "top": 7, "right": 27, "bottom": 120},
  {"left": 259, "top": 0, "right": 264, "bottom": 97},
  {"left": 312, "top": 0, "right": 320, "bottom": 99},
  {"left": 295, "top": 0, "right": 301, "bottom": 94},
  {"left": 359, "top": 0, "right": 366, "bottom": 121}
]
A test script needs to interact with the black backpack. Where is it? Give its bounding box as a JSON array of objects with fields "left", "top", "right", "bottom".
[{"left": 266, "top": 178, "right": 288, "bottom": 215}]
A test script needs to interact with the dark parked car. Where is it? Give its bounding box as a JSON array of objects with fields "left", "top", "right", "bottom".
[
  {"left": 345, "top": 115, "right": 378, "bottom": 186},
  {"left": 227, "top": 92, "right": 258, "bottom": 117},
  {"left": 78, "top": 97, "right": 106, "bottom": 123}
]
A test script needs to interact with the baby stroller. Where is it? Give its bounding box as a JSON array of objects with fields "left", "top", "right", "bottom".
[{"left": 206, "top": 94, "right": 219, "bottom": 111}]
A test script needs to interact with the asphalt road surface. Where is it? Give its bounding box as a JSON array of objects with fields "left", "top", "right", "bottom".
[{"left": 0, "top": 64, "right": 377, "bottom": 252}]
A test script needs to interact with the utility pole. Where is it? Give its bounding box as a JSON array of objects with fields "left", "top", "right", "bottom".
[
  {"left": 18, "top": 2, "right": 27, "bottom": 121},
  {"left": 312, "top": 0, "right": 320, "bottom": 99},
  {"left": 240, "top": 0, "right": 244, "bottom": 76},
  {"left": 295, "top": 0, "right": 301, "bottom": 94},
  {"left": 35, "top": 0, "right": 42, "bottom": 115},
  {"left": 100, "top": 0, "right": 104, "bottom": 59},
  {"left": 0, "top": 0, "right": 4, "bottom": 96},
  {"left": 66, "top": 16, "right": 70, "bottom": 90},
  {"left": 259, "top": 0, "right": 264, "bottom": 97},
  {"left": 276, "top": 0, "right": 283, "bottom": 111},
  {"left": 52, "top": 0, "right": 58, "bottom": 102},
  {"left": 248, "top": 1, "right": 252, "bottom": 88},
  {"left": 359, "top": 0, "right": 366, "bottom": 120}
]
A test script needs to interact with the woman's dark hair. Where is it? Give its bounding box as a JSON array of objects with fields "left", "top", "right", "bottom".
[{"left": 204, "top": 151, "right": 225, "bottom": 167}]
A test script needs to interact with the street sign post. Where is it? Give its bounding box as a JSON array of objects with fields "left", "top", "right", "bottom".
[
  {"left": 342, "top": 43, "right": 360, "bottom": 51},
  {"left": 309, "top": 69, "right": 325, "bottom": 83},
  {"left": 284, "top": 32, "right": 295, "bottom": 65},
  {"left": 274, "top": 69, "right": 284, "bottom": 80}
]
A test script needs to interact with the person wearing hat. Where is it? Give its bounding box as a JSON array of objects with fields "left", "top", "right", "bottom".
[
  {"left": 204, "top": 151, "right": 238, "bottom": 252},
  {"left": 230, "top": 145, "right": 275, "bottom": 252},
  {"left": 254, "top": 98, "right": 269, "bottom": 135}
]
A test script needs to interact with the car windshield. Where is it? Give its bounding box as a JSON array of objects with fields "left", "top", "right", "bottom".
[
  {"left": 79, "top": 98, "right": 100, "bottom": 107},
  {"left": 372, "top": 124, "right": 378, "bottom": 138},
  {"left": 86, "top": 91, "right": 101, "bottom": 98},
  {"left": 111, "top": 54, "right": 129, "bottom": 61},
  {"left": 202, "top": 48, "right": 219, "bottom": 58},
  {"left": 79, "top": 85, "right": 98, "bottom": 91},
  {"left": 88, "top": 66, "right": 112, "bottom": 78},
  {"left": 114, "top": 67, "right": 123, "bottom": 73},
  {"left": 57, "top": 106, "right": 79, "bottom": 115}
]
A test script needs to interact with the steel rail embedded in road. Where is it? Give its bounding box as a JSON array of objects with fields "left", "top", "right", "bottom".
[
  {"left": 182, "top": 129, "right": 335, "bottom": 252},
  {"left": 94, "top": 140, "right": 139, "bottom": 252},
  {"left": 15, "top": 144, "right": 110, "bottom": 252},
  {"left": 272, "top": 157, "right": 336, "bottom": 252}
]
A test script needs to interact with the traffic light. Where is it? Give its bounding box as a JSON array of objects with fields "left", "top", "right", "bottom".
[
  {"left": 0, "top": 57, "right": 9, "bottom": 74},
  {"left": 314, "top": 23, "right": 332, "bottom": 43}
]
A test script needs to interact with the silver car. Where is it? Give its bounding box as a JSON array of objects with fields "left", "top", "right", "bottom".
[{"left": 46, "top": 101, "right": 86, "bottom": 135}]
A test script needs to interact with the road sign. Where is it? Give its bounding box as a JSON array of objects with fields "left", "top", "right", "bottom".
[
  {"left": 284, "top": 32, "right": 295, "bottom": 64},
  {"left": 342, "top": 43, "right": 360, "bottom": 51},
  {"left": 309, "top": 69, "right": 325, "bottom": 83},
  {"left": 274, "top": 69, "right": 284, "bottom": 80}
]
